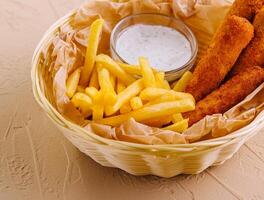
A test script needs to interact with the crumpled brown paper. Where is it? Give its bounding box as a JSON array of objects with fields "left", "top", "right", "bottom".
[{"left": 42, "top": 0, "right": 264, "bottom": 145}]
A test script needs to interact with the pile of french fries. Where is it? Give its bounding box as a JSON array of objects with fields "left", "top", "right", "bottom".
[{"left": 66, "top": 19, "right": 195, "bottom": 132}]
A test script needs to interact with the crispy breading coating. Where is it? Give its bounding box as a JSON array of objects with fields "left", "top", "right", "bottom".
[
  {"left": 184, "top": 66, "right": 264, "bottom": 126},
  {"left": 185, "top": 15, "right": 254, "bottom": 101},
  {"left": 228, "top": 0, "right": 264, "bottom": 21},
  {"left": 231, "top": 7, "right": 264, "bottom": 75}
]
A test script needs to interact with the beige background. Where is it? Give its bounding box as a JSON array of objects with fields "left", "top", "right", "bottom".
[{"left": 0, "top": 0, "right": 264, "bottom": 199}]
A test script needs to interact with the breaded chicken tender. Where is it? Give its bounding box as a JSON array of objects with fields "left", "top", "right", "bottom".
[
  {"left": 231, "top": 7, "right": 264, "bottom": 75},
  {"left": 228, "top": 0, "right": 264, "bottom": 21},
  {"left": 185, "top": 16, "right": 254, "bottom": 101},
  {"left": 184, "top": 66, "right": 264, "bottom": 126}
]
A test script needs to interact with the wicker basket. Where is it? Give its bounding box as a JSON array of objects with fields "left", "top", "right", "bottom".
[{"left": 31, "top": 10, "right": 264, "bottom": 178}]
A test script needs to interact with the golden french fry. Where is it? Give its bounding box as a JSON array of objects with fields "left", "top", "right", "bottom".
[
  {"left": 92, "top": 105, "right": 104, "bottom": 120},
  {"left": 130, "top": 96, "right": 143, "bottom": 110},
  {"left": 142, "top": 116, "right": 172, "bottom": 128},
  {"left": 71, "top": 90, "right": 92, "bottom": 117},
  {"left": 116, "top": 80, "right": 126, "bottom": 94},
  {"left": 146, "top": 90, "right": 195, "bottom": 105},
  {"left": 110, "top": 74, "right": 116, "bottom": 89},
  {"left": 172, "top": 113, "right": 184, "bottom": 124},
  {"left": 118, "top": 62, "right": 142, "bottom": 75},
  {"left": 97, "top": 66, "right": 113, "bottom": 90},
  {"left": 80, "top": 19, "right": 104, "bottom": 86},
  {"left": 145, "top": 94, "right": 175, "bottom": 106},
  {"left": 163, "top": 119, "right": 189, "bottom": 133},
  {"left": 154, "top": 71, "right": 171, "bottom": 90},
  {"left": 97, "top": 66, "right": 117, "bottom": 105},
  {"left": 166, "top": 91, "right": 195, "bottom": 102},
  {"left": 96, "top": 54, "right": 136, "bottom": 85},
  {"left": 71, "top": 93, "right": 93, "bottom": 116},
  {"left": 89, "top": 68, "right": 99, "bottom": 89},
  {"left": 118, "top": 62, "right": 157, "bottom": 75},
  {"left": 105, "top": 79, "right": 144, "bottom": 116},
  {"left": 77, "top": 85, "right": 85, "bottom": 93},
  {"left": 92, "top": 91, "right": 104, "bottom": 120},
  {"left": 66, "top": 68, "right": 81, "bottom": 98},
  {"left": 173, "top": 71, "right": 193, "bottom": 92},
  {"left": 71, "top": 93, "right": 92, "bottom": 107},
  {"left": 140, "top": 87, "right": 168, "bottom": 101},
  {"left": 139, "top": 57, "right": 156, "bottom": 87},
  {"left": 120, "top": 103, "right": 132, "bottom": 114},
  {"left": 97, "top": 99, "right": 195, "bottom": 126},
  {"left": 155, "top": 72, "right": 166, "bottom": 88},
  {"left": 85, "top": 87, "right": 99, "bottom": 99}
]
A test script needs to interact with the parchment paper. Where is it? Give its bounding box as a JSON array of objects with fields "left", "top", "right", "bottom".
[{"left": 42, "top": 0, "right": 264, "bottom": 144}]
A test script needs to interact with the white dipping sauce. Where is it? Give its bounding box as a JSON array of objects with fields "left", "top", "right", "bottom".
[{"left": 116, "top": 24, "right": 192, "bottom": 71}]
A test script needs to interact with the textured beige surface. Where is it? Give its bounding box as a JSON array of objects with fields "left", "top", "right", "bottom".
[{"left": 1, "top": 0, "right": 264, "bottom": 200}]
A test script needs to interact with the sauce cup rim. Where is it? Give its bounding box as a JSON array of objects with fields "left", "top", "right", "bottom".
[{"left": 110, "top": 13, "right": 198, "bottom": 81}]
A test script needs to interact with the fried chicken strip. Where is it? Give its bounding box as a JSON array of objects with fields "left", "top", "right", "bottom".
[
  {"left": 231, "top": 7, "right": 264, "bottom": 75},
  {"left": 184, "top": 66, "right": 264, "bottom": 126},
  {"left": 228, "top": 0, "right": 264, "bottom": 21},
  {"left": 185, "top": 15, "right": 254, "bottom": 101}
]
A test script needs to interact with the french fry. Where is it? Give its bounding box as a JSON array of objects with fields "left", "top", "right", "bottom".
[
  {"left": 142, "top": 116, "right": 172, "bottom": 128},
  {"left": 155, "top": 72, "right": 166, "bottom": 88},
  {"left": 66, "top": 68, "right": 81, "bottom": 98},
  {"left": 130, "top": 96, "right": 143, "bottom": 110},
  {"left": 93, "top": 105, "right": 104, "bottom": 120},
  {"left": 97, "top": 99, "right": 195, "bottom": 126},
  {"left": 145, "top": 93, "right": 175, "bottom": 106},
  {"left": 77, "top": 85, "right": 85, "bottom": 93},
  {"left": 116, "top": 80, "right": 126, "bottom": 94},
  {"left": 118, "top": 62, "right": 157, "bottom": 75},
  {"left": 92, "top": 91, "right": 104, "bottom": 120},
  {"left": 105, "top": 79, "right": 144, "bottom": 116},
  {"left": 163, "top": 119, "right": 189, "bottom": 133},
  {"left": 89, "top": 68, "right": 99, "bottom": 89},
  {"left": 80, "top": 19, "right": 104, "bottom": 86},
  {"left": 97, "top": 66, "right": 117, "bottom": 105},
  {"left": 110, "top": 74, "right": 116, "bottom": 89},
  {"left": 140, "top": 87, "right": 168, "bottom": 101},
  {"left": 97, "top": 66, "right": 113, "bottom": 90},
  {"left": 172, "top": 113, "right": 184, "bottom": 124},
  {"left": 85, "top": 87, "right": 99, "bottom": 99},
  {"left": 71, "top": 93, "right": 93, "bottom": 115},
  {"left": 85, "top": 85, "right": 116, "bottom": 119},
  {"left": 173, "top": 71, "right": 193, "bottom": 92},
  {"left": 145, "top": 90, "right": 195, "bottom": 105},
  {"left": 118, "top": 62, "right": 142, "bottom": 75},
  {"left": 120, "top": 103, "right": 132, "bottom": 114},
  {"left": 71, "top": 92, "right": 92, "bottom": 118},
  {"left": 96, "top": 54, "right": 136, "bottom": 85},
  {"left": 139, "top": 57, "right": 156, "bottom": 87}
]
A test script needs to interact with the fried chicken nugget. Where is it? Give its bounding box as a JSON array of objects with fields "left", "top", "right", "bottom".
[
  {"left": 185, "top": 16, "right": 254, "bottom": 101},
  {"left": 184, "top": 66, "right": 264, "bottom": 126},
  {"left": 228, "top": 0, "right": 264, "bottom": 21},
  {"left": 231, "top": 7, "right": 264, "bottom": 75}
]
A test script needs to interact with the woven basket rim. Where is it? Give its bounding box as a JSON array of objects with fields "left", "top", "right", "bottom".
[{"left": 31, "top": 8, "right": 264, "bottom": 150}]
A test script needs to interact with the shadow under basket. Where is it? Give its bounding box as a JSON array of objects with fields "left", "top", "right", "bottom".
[{"left": 31, "top": 10, "right": 264, "bottom": 178}]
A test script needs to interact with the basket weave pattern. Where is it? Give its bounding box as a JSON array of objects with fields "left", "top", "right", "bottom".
[{"left": 31, "top": 11, "right": 264, "bottom": 177}]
